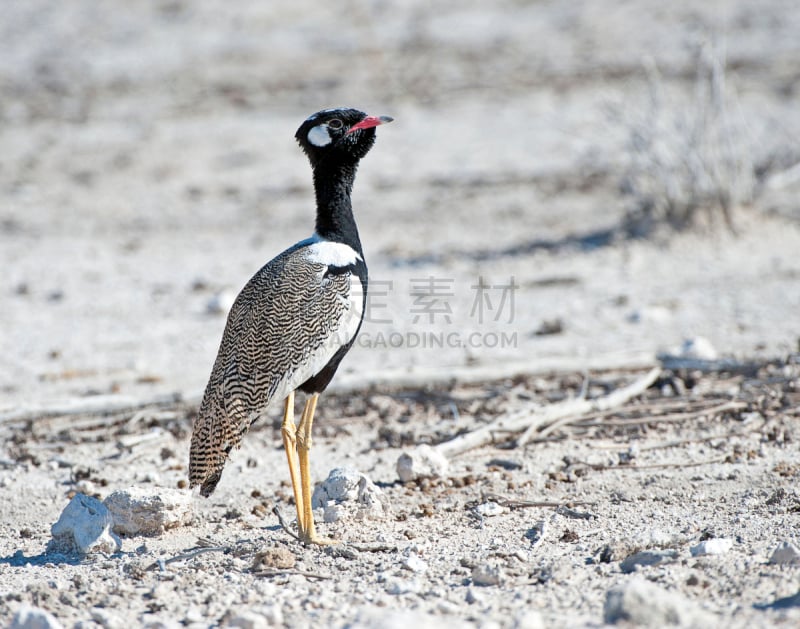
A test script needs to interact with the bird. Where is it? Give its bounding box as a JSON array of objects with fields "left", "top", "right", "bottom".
[{"left": 189, "top": 107, "right": 393, "bottom": 545}]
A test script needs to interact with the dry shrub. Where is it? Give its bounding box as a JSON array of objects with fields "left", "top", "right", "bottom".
[{"left": 612, "top": 43, "right": 756, "bottom": 236}]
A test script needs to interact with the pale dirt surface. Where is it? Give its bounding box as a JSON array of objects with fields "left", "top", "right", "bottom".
[{"left": 2, "top": 1, "right": 800, "bottom": 627}]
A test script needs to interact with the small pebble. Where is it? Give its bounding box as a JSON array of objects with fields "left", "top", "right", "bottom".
[
  {"left": 253, "top": 547, "right": 296, "bottom": 571},
  {"left": 396, "top": 445, "right": 449, "bottom": 482},
  {"left": 228, "top": 609, "right": 275, "bottom": 629},
  {"left": 401, "top": 554, "right": 428, "bottom": 573},
  {"left": 474, "top": 501, "right": 507, "bottom": 517},
  {"left": 206, "top": 290, "right": 235, "bottom": 315},
  {"left": 10, "top": 606, "right": 64, "bottom": 629},
  {"left": 619, "top": 549, "right": 678, "bottom": 574},
  {"left": 472, "top": 563, "right": 502, "bottom": 586},
  {"left": 384, "top": 578, "right": 420, "bottom": 595},
  {"left": 768, "top": 541, "right": 800, "bottom": 565},
  {"left": 465, "top": 588, "right": 485, "bottom": 605},
  {"left": 690, "top": 538, "right": 733, "bottom": 557},
  {"left": 90, "top": 607, "right": 124, "bottom": 629},
  {"left": 604, "top": 578, "right": 716, "bottom": 625},
  {"left": 513, "top": 610, "right": 545, "bottom": 629},
  {"left": 74, "top": 480, "right": 96, "bottom": 495},
  {"left": 526, "top": 520, "right": 548, "bottom": 551},
  {"left": 678, "top": 336, "right": 718, "bottom": 360}
]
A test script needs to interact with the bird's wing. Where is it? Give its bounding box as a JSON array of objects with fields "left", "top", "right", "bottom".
[{"left": 189, "top": 241, "right": 364, "bottom": 495}]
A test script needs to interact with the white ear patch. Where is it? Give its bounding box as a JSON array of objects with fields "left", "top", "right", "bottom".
[{"left": 308, "top": 124, "right": 332, "bottom": 147}]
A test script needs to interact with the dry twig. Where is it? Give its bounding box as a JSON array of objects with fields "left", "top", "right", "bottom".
[
  {"left": 483, "top": 492, "right": 595, "bottom": 511},
  {"left": 272, "top": 506, "right": 301, "bottom": 542},
  {"left": 146, "top": 545, "right": 229, "bottom": 571},
  {"left": 433, "top": 367, "right": 660, "bottom": 457},
  {"left": 253, "top": 568, "right": 330, "bottom": 580}
]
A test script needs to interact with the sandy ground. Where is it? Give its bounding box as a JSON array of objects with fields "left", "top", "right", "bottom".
[{"left": 1, "top": 0, "right": 800, "bottom": 627}]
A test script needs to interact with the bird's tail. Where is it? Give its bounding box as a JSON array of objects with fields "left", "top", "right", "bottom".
[
  {"left": 189, "top": 429, "right": 226, "bottom": 497},
  {"left": 189, "top": 394, "right": 235, "bottom": 497}
]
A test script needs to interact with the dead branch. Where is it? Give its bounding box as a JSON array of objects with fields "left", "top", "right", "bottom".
[
  {"left": 587, "top": 457, "right": 728, "bottom": 471},
  {"left": 435, "top": 367, "right": 661, "bottom": 458},
  {"left": 482, "top": 492, "right": 595, "bottom": 510},
  {"left": 592, "top": 416, "right": 767, "bottom": 452},
  {"left": 147, "top": 545, "right": 229, "bottom": 570},
  {"left": 557, "top": 396, "right": 735, "bottom": 424},
  {"left": 656, "top": 355, "right": 762, "bottom": 374},
  {"left": 578, "top": 400, "right": 747, "bottom": 428},
  {"left": 272, "top": 506, "right": 301, "bottom": 542},
  {"left": 253, "top": 568, "right": 330, "bottom": 580}
]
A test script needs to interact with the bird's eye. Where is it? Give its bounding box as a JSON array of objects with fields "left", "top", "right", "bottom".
[{"left": 328, "top": 119, "right": 343, "bottom": 130}]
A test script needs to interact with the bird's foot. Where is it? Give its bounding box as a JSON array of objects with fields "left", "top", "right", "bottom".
[{"left": 299, "top": 531, "right": 339, "bottom": 547}]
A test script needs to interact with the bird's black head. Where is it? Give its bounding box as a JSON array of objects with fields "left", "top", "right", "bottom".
[{"left": 295, "top": 108, "right": 393, "bottom": 169}]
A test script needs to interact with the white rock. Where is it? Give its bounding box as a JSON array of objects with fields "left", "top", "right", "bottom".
[
  {"left": 690, "top": 538, "right": 733, "bottom": 557},
  {"left": 320, "top": 502, "right": 347, "bottom": 524},
  {"left": 384, "top": 577, "right": 421, "bottom": 595},
  {"left": 90, "top": 607, "right": 124, "bottom": 629},
  {"left": 228, "top": 610, "right": 270, "bottom": 629},
  {"left": 401, "top": 554, "right": 428, "bottom": 573},
  {"left": 74, "top": 480, "right": 96, "bottom": 495},
  {"left": 312, "top": 467, "right": 362, "bottom": 503},
  {"left": 768, "top": 541, "right": 800, "bottom": 565},
  {"left": 626, "top": 306, "right": 671, "bottom": 324},
  {"left": 396, "top": 444, "right": 449, "bottom": 482},
  {"left": 527, "top": 519, "right": 548, "bottom": 551},
  {"left": 48, "top": 494, "right": 121, "bottom": 555},
  {"left": 10, "top": 606, "right": 64, "bottom": 629},
  {"left": 604, "top": 578, "right": 716, "bottom": 626},
  {"left": 513, "top": 610, "right": 545, "bottom": 629},
  {"left": 311, "top": 467, "right": 389, "bottom": 522},
  {"left": 472, "top": 563, "right": 503, "bottom": 586},
  {"left": 435, "top": 601, "right": 459, "bottom": 615},
  {"left": 347, "top": 608, "right": 471, "bottom": 629},
  {"left": 104, "top": 486, "right": 193, "bottom": 536},
  {"left": 640, "top": 528, "right": 674, "bottom": 547},
  {"left": 465, "top": 588, "right": 484, "bottom": 605},
  {"left": 678, "top": 337, "right": 718, "bottom": 360},
  {"left": 257, "top": 605, "right": 283, "bottom": 626},
  {"left": 474, "top": 501, "right": 507, "bottom": 517},
  {"left": 619, "top": 549, "right": 678, "bottom": 574},
  {"left": 206, "top": 290, "right": 235, "bottom": 315}
]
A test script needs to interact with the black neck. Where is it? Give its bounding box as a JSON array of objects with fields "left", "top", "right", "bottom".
[{"left": 313, "top": 159, "right": 363, "bottom": 254}]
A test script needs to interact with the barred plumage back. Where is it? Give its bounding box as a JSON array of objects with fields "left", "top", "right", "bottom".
[{"left": 189, "top": 242, "right": 364, "bottom": 495}]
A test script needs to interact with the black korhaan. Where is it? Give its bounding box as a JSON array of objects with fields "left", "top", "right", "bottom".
[{"left": 189, "top": 108, "right": 393, "bottom": 544}]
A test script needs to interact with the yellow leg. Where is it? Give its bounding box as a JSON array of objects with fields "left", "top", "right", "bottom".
[
  {"left": 280, "top": 391, "right": 304, "bottom": 530},
  {"left": 296, "top": 393, "right": 334, "bottom": 545}
]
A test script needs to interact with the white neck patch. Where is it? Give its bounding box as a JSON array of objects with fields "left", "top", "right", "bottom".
[
  {"left": 308, "top": 124, "right": 332, "bottom": 147},
  {"left": 304, "top": 238, "right": 362, "bottom": 267}
]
